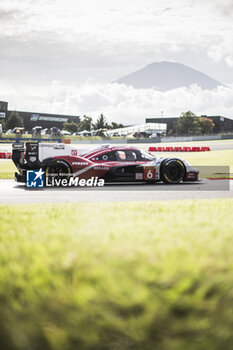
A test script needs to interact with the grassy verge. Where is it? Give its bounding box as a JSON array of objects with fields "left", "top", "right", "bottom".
[
  {"left": 154, "top": 149, "right": 233, "bottom": 167},
  {"left": 0, "top": 199, "right": 233, "bottom": 350},
  {"left": 0, "top": 160, "right": 17, "bottom": 179},
  {"left": 154, "top": 149, "right": 233, "bottom": 178}
]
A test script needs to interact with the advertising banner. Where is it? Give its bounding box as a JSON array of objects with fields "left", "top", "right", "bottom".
[{"left": 0, "top": 137, "right": 62, "bottom": 144}]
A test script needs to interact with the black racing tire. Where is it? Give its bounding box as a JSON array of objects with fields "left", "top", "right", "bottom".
[
  {"left": 160, "top": 159, "right": 185, "bottom": 184},
  {"left": 44, "top": 160, "right": 71, "bottom": 186}
]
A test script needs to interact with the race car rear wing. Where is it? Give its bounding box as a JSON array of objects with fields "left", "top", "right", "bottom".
[
  {"left": 12, "top": 141, "right": 88, "bottom": 183},
  {"left": 12, "top": 143, "right": 25, "bottom": 170},
  {"left": 12, "top": 141, "right": 81, "bottom": 171},
  {"left": 12, "top": 142, "right": 40, "bottom": 171}
]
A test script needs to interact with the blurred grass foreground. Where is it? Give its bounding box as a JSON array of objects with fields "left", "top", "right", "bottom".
[{"left": 0, "top": 199, "right": 233, "bottom": 350}]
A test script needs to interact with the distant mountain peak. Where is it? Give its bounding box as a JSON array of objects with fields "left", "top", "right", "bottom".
[{"left": 115, "top": 61, "right": 223, "bottom": 91}]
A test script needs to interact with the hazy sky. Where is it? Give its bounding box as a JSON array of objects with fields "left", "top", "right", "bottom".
[{"left": 1, "top": 0, "right": 233, "bottom": 123}]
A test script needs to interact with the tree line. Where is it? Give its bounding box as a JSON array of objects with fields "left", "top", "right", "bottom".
[
  {"left": 63, "top": 114, "right": 124, "bottom": 133},
  {"left": 0, "top": 112, "right": 124, "bottom": 133},
  {"left": 169, "top": 111, "right": 215, "bottom": 136},
  {"left": 0, "top": 111, "right": 24, "bottom": 132},
  {"left": 0, "top": 110, "right": 215, "bottom": 136}
]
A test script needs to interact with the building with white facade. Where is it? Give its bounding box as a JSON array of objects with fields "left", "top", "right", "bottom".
[{"left": 106, "top": 123, "right": 166, "bottom": 137}]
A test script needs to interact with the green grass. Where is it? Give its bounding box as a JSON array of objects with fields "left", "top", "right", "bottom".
[
  {"left": 0, "top": 160, "right": 17, "bottom": 179},
  {"left": 0, "top": 199, "right": 233, "bottom": 350},
  {"left": 155, "top": 149, "right": 233, "bottom": 178},
  {"left": 155, "top": 149, "right": 233, "bottom": 167}
]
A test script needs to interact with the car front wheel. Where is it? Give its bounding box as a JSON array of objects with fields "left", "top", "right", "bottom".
[{"left": 160, "top": 159, "right": 185, "bottom": 184}]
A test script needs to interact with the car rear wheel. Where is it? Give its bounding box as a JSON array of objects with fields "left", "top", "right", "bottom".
[
  {"left": 45, "top": 160, "right": 71, "bottom": 185},
  {"left": 160, "top": 159, "right": 185, "bottom": 184}
]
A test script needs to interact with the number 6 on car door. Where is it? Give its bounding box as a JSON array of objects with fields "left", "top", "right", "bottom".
[{"left": 144, "top": 167, "right": 156, "bottom": 180}]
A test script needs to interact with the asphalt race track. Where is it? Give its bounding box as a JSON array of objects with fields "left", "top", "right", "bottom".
[{"left": 0, "top": 178, "right": 232, "bottom": 204}]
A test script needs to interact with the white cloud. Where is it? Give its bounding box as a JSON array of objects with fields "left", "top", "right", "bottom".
[
  {"left": 2, "top": 80, "right": 233, "bottom": 124},
  {"left": 225, "top": 56, "right": 233, "bottom": 68},
  {"left": 209, "top": 0, "right": 233, "bottom": 17},
  {"left": 1, "top": 0, "right": 233, "bottom": 85},
  {"left": 1, "top": 0, "right": 233, "bottom": 122}
]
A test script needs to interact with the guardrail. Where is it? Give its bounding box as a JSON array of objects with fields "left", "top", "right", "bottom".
[{"left": 0, "top": 151, "right": 12, "bottom": 159}]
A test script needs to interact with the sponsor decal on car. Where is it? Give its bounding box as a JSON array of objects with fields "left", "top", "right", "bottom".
[
  {"left": 71, "top": 149, "right": 78, "bottom": 156},
  {"left": 40, "top": 144, "right": 65, "bottom": 149},
  {"left": 72, "top": 162, "right": 89, "bottom": 165},
  {"left": 94, "top": 166, "right": 110, "bottom": 170},
  {"left": 135, "top": 173, "right": 143, "bottom": 180},
  {"left": 144, "top": 167, "right": 156, "bottom": 180}
]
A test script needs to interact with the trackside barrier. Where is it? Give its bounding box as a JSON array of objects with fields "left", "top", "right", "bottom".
[
  {"left": 165, "top": 147, "right": 173, "bottom": 152},
  {"left": 0, "top": 137, "right": 62, "bottom": 144},
  {"left": 62, "top": 139, "right": 71, "bottom": 144},
  {"left": 201, "top": 147, "right": 210, "bottom": 151},
  {"left": 183, "top": 147, "right": 191, "bottom": 152},
  {"left": 148, "top": 146, "right": 211, "bottom": 152},
  {"left": 0, "top": 151, "right": 12, "bottom": 159},
  {"left": 174, "top": 147, "right": 182, "bottom": 152}
]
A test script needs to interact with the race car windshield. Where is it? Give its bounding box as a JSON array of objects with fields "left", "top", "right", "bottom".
[
  {"left": 139, "top": 150, "right": 155, "bottom": 161},
  {"left": 116, "top": 151, "right": 137, "bottom": 161}
]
